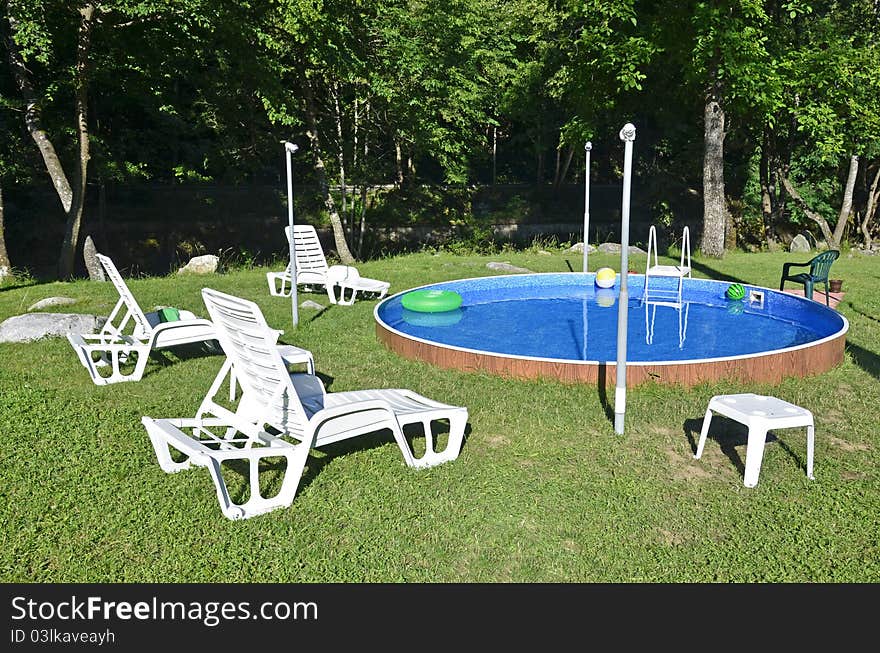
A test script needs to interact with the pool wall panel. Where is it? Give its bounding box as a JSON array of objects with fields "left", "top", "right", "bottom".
[{"left": 376, "top": 320, "right": 846, "bottom": 387}]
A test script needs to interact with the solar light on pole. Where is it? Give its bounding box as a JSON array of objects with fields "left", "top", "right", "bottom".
[
  {"left": 584, "top": 141, "right": 592, "bottom": 273},
  {"left": 614, "top": 123, "right": 636, "bottom": 435},
  {"left": 284, "top": 141, "right": 299, "bottom": 327}
]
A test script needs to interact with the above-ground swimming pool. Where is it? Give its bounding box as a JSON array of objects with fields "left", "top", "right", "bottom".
[{"left": 374, "top": 273, "right": 849, "bottom": 386}]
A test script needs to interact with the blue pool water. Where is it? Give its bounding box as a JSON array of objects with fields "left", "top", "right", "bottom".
[{"left": 375, "top": 273, "right": 846, "bottom": 363}]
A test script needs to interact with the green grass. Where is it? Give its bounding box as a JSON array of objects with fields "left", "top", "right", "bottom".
[{"left": 1, "top": 246, "right": 878, "bottom": 582}]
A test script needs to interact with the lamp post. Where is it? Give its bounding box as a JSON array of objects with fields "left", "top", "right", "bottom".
[
  {"left": 583, "top": 141, "right": 592, "bottom": 273},
  {"left": 284, "top": 141, "right": 299, "bottom": 327},
  {"left": 614, "top": 124, "right": 635, "bottom": 435}
]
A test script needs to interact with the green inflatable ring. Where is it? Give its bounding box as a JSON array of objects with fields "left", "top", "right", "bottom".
[{"left": 401, "top": 289, "right": 463, "bottom": 313}]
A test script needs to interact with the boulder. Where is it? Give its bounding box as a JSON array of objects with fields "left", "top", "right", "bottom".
[
  {"left": 598, "top": 243, "right": 646, "bottom": 255},
  {"left": 27, "top": 297, "right": 78, "bottom": 311},
  {"left": 789, "top": 234, "right": 811, "bottom": 253},
  {"left": 486, "top": 261, "right": 532, "bottom": 273},
  {"left": 566, "top": 242, "right": 598, "bottom": 254},
  {"left": 299, "top": 300, "right": 325, "bottom": 311},
  {"left": 178, "top": 254, "right": 219, "bottom": 275},
  {"left": 0, "top": 313, "right": 106, "bottom": 343},
  {"left": 83, "top": 235, "right": 105, "bottom": 281}
]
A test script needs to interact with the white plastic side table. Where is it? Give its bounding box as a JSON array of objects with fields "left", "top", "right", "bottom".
[{"left": 695, "top": 393, "right": 815, "bottom": 487}]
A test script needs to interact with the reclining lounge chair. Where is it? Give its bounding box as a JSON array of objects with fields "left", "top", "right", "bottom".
[
  {"left": 141, "top": 288, "right": 468, "bottom": 520},
  {"left": 67, "top": 253, "right": 218, "bottom": 385},
  {"left": 266, "top": 225, "right": 390, "bottom": 305}
]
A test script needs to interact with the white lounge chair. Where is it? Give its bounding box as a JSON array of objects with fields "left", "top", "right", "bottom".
[
  {"left": 67, "top": 253, "right": 218, "bottom": 385},
  {"left": 141, "top": 288, "right": 467, "bottom": 520},
  {"left": 266, "top": 225, "right": 390, "bottom": 305}
]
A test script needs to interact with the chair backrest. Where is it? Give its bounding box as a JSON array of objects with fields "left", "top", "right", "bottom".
[
  {"left": 810, "top": 250, "right": 839, "bottom": 280},
  {"left": 285, "top": 225, "right": 329, "bottom": 277},
  {"left": 200, "top": 288, "right": 310, "bottom": 434},
  {"left": 96, "top": 253, "right": 153, "bottom": 337}
]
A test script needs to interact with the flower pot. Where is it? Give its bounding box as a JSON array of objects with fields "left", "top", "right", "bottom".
[{"left": 829, "top": 279, "right": 843, "bottom": 293}]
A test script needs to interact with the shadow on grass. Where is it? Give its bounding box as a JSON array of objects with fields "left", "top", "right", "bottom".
[
  {"left": 296, "top": 421, "right": 474, "bottom": 492},
  {"left": 687, "top": 259, "right": 751, "bottom": 284},
  {"left": 0, "top": 279, "right": 49, "bottom": 293},
  {"left": 846, "top": 341, "right": 880, "bottom": 381},
  {"left": 848, "top": 303, "right": 880, "bottom": 324},
  {"left": 683, "top": 416, "right": 811, "bottom": 481},
  {"left": 144, "top": 341, "right": 223, "bottom": 377},
  {"left": 217, "top": 420, "right": 474, "bottom": 507},
  {"left": 597, "top": 364, "right": 614, "bottom": 423}
]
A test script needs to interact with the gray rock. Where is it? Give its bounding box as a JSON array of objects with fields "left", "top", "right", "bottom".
[
  {"left": 486, "top": 261, "right": 532, "bottom": 273},
  {"left": 27, "top": 297, "right": 78, "bottom": 312},
  {"left": 566, "top": 242, "right": 598, "bottom": 254},
  {"left": 177, "top": 254, "right": 219, "bottom": 275},
  {"left": 83, "top": 236, "right": 105, "bottom": 281},
  {"left": 598, "top": 243, "right": 646, "bottom": 255},
  {"left": 299, "top": 300, "right": 325, "bottom": 311},
  {"left": 0, "top": 313, "right": 106, "bottom": 343},
  {"left": 789, "top": 234, "right": 811, "bottom": 253}
]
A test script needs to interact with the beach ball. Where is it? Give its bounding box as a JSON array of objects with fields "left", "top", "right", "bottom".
[
  {"left": 726, "top": 283, "right": 745, "bottom": 301},
  {"left": 595, "top": 267, "right": 616, "bottom": 289},
  {"left": 595, "top": 288, "right": 616, "bottom": 307}
]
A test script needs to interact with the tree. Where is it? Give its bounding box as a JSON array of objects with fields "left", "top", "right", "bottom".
[
  {"left": 4, "top": 0, "right": 266, "bottom": 278},
  {"left": 4, "top": 1, "right": 96, "bottom": 278},
  {"left": 768, "top": 1, "right": 880, "bottom": 250},
  {"left": 689, "top": 0, "right": 771, "bottom": 258}
]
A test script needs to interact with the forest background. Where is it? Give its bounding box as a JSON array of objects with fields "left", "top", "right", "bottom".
[{"left": 1, "top": 0, "right": 878, "bottom": 279}]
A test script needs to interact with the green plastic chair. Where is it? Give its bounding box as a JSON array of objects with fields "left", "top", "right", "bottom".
[{"left": 779, "top": 249, "right": 840, "bottom": 306}]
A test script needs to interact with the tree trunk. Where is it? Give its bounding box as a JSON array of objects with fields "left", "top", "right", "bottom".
[
  {"left": 357, "top": 183, "right": 368, "bottom": 258},
  {"left": 58, "top": 4, "right": 95, "bottom": 279},
  {"left": 332, "top": 82, "right": 347, "bottom": 218},
  {"left": 552, "top": 146, "right": 562, "bottom": 187},
  {"left": 831, "top": 154, "right": 858, "bottom": 248},
  {"left": 559, "top": 146, "right": 574, "bottom": 187},
  {"left": 491, "top": 125, "right": 497, "bottom": 185},
  {"left": 357, "top": 98, "right": 370, "bottom": 258},
  {"left": 5, "top": 23, "right": 73, "bottom": 212},
  {"left": 701, "top": 85, "right": 727, "bottom": 258},
  {"left": 861, "top": 165, "right": 880, "bottom": 248},
  {"left": 0, "top": 183, "right": 9, "bottom": 279},
  {"left": 6, "top": 7, "right": 95, "bottom": 279},
  {"left": 778, "top": 170, "right": 836, "bottom": 247},
  {"left": 351, "top": 95, "right": 359, "bottom": 236},
  {"left": 759, "top": 129, "right": 773, "bottom": 241},
  {"left": 394, "top": 139, "right": 404, "bottom": 185},
  {"left": 303, "top": 80, "right": 355, "bottom": 264}
]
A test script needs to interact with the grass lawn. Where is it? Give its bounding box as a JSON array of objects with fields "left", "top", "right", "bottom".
[{"left": 1, "top": 245, "right": 878, "bottom": 582}]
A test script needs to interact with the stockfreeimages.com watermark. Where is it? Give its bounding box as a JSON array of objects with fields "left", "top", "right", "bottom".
[{"left": 10, "top": 594, "right": 318, "bottom": 629}]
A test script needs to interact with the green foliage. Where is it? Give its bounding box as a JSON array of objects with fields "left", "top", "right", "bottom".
[{"left": 2, "top": 0, "right": 879, "bottom": 273}]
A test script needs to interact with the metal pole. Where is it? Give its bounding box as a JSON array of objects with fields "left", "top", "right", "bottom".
[
  {"left": 284, "top": 141, "right": 299, "bottom": 327},
  {"left": 615, "top": 123, "right": 636, "bottom": 435},
  {"left": 583, "top": 142, "right": 592, "bottom": 273}
]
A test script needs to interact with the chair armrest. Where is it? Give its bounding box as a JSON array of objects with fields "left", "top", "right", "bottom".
[{"left": 781, "top": 261, "right": 809, "bottom": 278}]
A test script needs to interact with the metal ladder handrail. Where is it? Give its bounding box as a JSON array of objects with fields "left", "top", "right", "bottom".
[{"left": 644, "top": 225, "right": 691, "bottom": 306}]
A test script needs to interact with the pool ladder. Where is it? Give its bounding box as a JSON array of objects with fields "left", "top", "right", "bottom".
[
  {"left": 643, "top": 225, "right": 691, "bottom": 307},
  {"left": 644, "top": 225, "right": 692, "bottom": 348}
]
